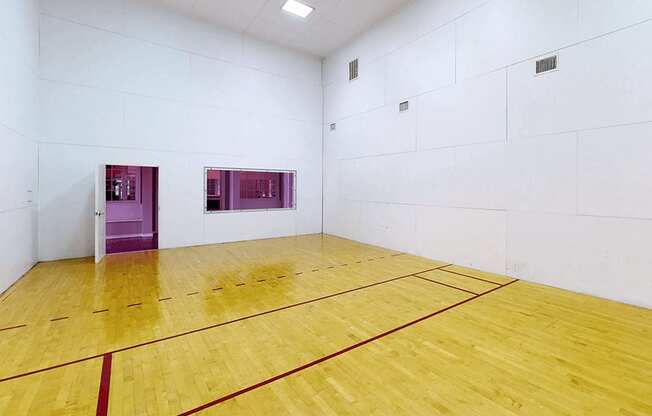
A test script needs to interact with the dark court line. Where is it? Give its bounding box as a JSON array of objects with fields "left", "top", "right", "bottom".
[
  {"left": 0, "top": 265, "right": 451, "bottom": 384},
  {"left": 414, "top": 275, "right": 479, "bottom": 296},
  {"left": 177, "top": 279, "right": 518, "bottom": 415},
  {"left": 95, "top": 353, "right": 112, "bottom": 416}
]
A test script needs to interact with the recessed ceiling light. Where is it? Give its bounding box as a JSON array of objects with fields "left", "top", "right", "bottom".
[{"left": 282, "top": 0, "right": 314, "bottom": 18}]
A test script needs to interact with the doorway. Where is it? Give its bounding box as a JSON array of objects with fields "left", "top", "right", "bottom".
[{"left": 104, "top": 165, "right": 158, "bottom": 255}]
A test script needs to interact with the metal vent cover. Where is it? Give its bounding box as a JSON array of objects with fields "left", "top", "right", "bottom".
[
  {"left": 399, "top": 101, "right": 409, "bottom": 112},
  {"left": 536, "top": 55, "right": 558, "bottom": 74},
  {"left": 349, "top": 58, "right": 359, "bottom": 81}
]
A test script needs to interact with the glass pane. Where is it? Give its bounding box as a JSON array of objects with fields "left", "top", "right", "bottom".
[
  {"left": 106, "top": 165, "right": 140, "bottom": 202},
  {"left": 205, "top": 169, "right": 295, "bottom": 212}
]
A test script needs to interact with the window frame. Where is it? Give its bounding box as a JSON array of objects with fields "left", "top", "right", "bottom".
[{"left": 203, "top": 167, "right": 298, "bottom": 214}]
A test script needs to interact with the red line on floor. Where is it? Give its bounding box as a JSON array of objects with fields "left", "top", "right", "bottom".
[
  {"left": 0, "top": 265, "right": 451, "bottom": 384},
  {"left": 178, "top": 279, "right": 519, "bottom": 415},
  {"left": 50, "top": 317, "right": 69, "bottom": 322},
  {"left": 0, "top": 324, "right": 27, "bottom": 332},
  {"left": 96, "top": 353, "right": 113, "bottom": 416},
  {"left": 440, "top": 267, "right": 505, "bottom": 285},
  {"left": 414, "top": 275, "right": 479, "bottom": 295}
]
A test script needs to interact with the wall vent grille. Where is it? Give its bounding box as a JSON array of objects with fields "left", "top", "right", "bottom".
[
  {"left": 349, "top": 59, "right": 359, "bottom": 81},
  {"left": 399, "top": 101, "right": 409, "bottom": 112},
  {"left": 536, "top": 55, "right": 558, "bottom": 74}
]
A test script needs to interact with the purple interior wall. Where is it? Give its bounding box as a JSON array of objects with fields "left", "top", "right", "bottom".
[
  {"left": 206, "top": 170, "right": 295, "bottom": 212},
  {"left": 106, "top": 166, "right": 157, "bottom": 238}
]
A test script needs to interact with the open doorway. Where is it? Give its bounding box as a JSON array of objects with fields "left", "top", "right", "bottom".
[{"left": 105, "top": 165, "right": 158, "bottom": 254}]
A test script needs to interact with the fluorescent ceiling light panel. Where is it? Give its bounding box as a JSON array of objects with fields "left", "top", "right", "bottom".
[{"left": 282, "top": 0, "right": 314, "bottom": 18}]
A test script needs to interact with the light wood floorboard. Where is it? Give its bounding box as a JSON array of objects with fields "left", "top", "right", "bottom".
[{"left": 0, "top": 234, "right": 649, "bottom": 415}]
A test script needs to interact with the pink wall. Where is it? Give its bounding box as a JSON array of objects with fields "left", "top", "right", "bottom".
[
  {"left": 206, "top": 170, "right": 295, "bottom": 211},
  {"left": 106, "top": 166, "right": 157, "bottom": 237}
]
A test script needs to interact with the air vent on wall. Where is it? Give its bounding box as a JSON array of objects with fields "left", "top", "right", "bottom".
[
  {"left": 536, "top": 55, "right": 558, "bottom": 74},
  {"left": 399, "top": 101, "right": 409, "bottom": 112},
  {"left": 330, "top": 123, "right": 336, "bottom": 131},
  {"left": 349, "top": 58, "right": 359, "bottom": 81}
]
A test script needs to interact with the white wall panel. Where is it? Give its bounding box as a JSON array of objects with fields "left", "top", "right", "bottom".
[
  {"left": 579, "top": 0, "right": 652, "bottom": 41},
  {"left": 38, "top": 144, "right": 95, "bottom": 261},
  {"left": 357, "top": 202, "right": 416, "bottom": 253},
  {"left": 413, "top": 0, "right": 487, "bottom": 37},
  {"left": 506, "top": 133, "right": 577, "bottom": 215},
  {"left": 507, "top": 212, "right": 652, "bottom": 308},
  {"left": 385, "top": 24, "right": 455, "bottom": 103},
  {"left": 0, "top": 43, "right": 38, "bottom": 138},
  {"left": 0, "top": 125, "right": 38, "bottom": 212},
  {"left": 324, "top": 59, "right": 385, "bottom": 121},
  {"left": 448, "top": 142, "right": 506, "bottom": 210},
  {"left": 578, "top": 123, "right": 652, "bottom": 219},
  {"left": 122, "top": 0, "right": 242, "bottom": 63},
  {"left": 40, "top": 0, "right": 126, "bottom": 33},
  {"left": 415, "top": 206, "right": 506, "bottom": 273},
  {"left": 242, "top": 35, "right": 322, "bottom": 84},
  {"left": 456, "top": 0, "right": 578, "bottom": 80},
  {"left": 1, "top": 0, "right": 38, "bottom": 292},
  {"left": 509, "top": 21, "right": 652, "bottom": 139},
  {"left": 0, "top": 0, "right": 39, "bottom": 70},
  {"left": 417, "top": 69, "right": 506, "bottom": 150},
  {"left": 39, "top": 80, "right": 124, "bottom": 146},
  {"left": 324, "top": 0, "right": 652, "bottom": 307},
  {"left": 40, "top": 15, "right": 129, "bottom": 91},
  {"left": 38, "top": 0, "right": 323, "bottom": 261},
  {"left": 330, "top": 101, "right": 417, "bottom": 160},
  {"left": 188, "top": 54, "right": 247, "bottom": 109},
  {"left": 0, "top": 207, "right": 37, "bottom": 293},
  {"left": 325, "top": 199, "right": 361, "bottom": 242},
  {"left": 203, "top": 210, "right": 298, "bottom": 245}
]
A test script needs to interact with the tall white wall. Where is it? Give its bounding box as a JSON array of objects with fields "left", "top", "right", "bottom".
[
  {"left": 0, "top": 0, "right": 39, "bottom": 293},
  {"left": 323, "top": 0, "right": 652, "bottom": 308},
  {"left": 38, "top": 0, "right": 323, "bottom": 261}
]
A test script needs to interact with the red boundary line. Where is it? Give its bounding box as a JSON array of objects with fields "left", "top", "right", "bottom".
[
  {"left": 178, "top": 279, "right": 519, "bottom": 415},
  {"left": 414, "top": 275, "right": 479, "bottom": 295},
  {"left": 0, "top": 264, "right": 451, "bottom": 384},
  {"left": 96, "top": 353, "right": 112, "bottom": 416},
  {"left": 440, "top": 267, "right": 505, "bottom": 285},
  {"left": 0, "top": 324, "right": 27, "bottom": 332}
]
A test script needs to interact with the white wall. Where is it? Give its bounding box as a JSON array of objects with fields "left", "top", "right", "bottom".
[
  {"left": 323, "top": 0, "right": 652, "bottom": 308},
  {"left": 0, "top": 0, "right": 39, "bottom": 293},
  {"left": 38, "top": 0, "right": 323, "bottom": 261}
]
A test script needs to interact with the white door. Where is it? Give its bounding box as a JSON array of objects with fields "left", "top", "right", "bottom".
[{"left": 95, "top": 164, "right": 106, "bottom": 263}]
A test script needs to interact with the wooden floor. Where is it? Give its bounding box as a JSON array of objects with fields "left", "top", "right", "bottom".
[{"left": 0, "top": 234, "right": 650, "bottom": 415}]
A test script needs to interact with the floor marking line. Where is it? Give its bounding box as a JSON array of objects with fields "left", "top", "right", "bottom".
[
  {"left": 0, "top": 324, "right": 27, "bottom": 332},
  {"left": 50, "top": 317, "right": 69, "bottom": 322},
  {"left": 177, "top": 279, "right": 519, "bottom": 415},
  {"left": 439, "top": 268, "right": 505, "bottom": 286},
  {"left": 96, "top": 353, "right": 112, "bottom": 416},
  {"left": 0, "top": 264, "right": 451, "bottom": 383},
  {"left": 414, "top": 275, "right": 479, "bottom": 295}
]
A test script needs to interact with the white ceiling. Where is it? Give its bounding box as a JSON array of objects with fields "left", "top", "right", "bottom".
[{"left": 163, "top": 0, "right": 411, "bottom": 57}]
